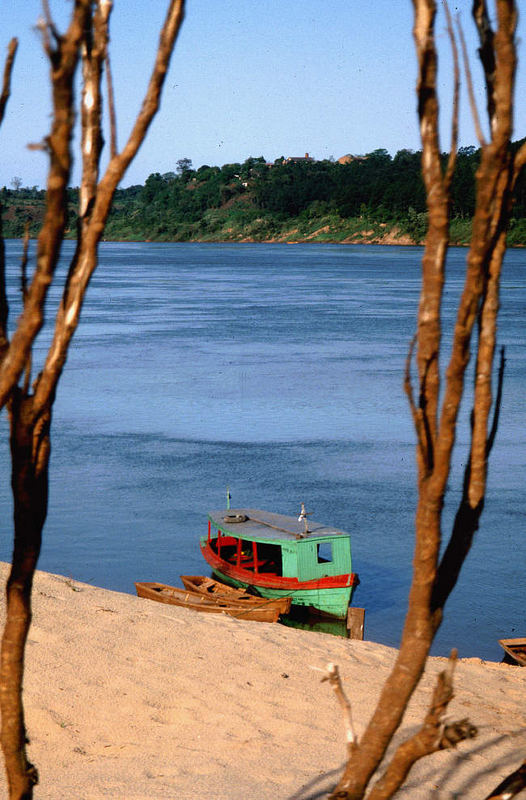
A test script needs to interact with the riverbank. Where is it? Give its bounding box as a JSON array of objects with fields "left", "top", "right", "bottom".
[{"left": 0, "top": 563, "right": 524, "bottom": 799}]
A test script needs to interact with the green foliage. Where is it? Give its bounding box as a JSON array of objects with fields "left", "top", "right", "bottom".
[
  {"left": 506, "top": 216, "right": 526, "bottom": 246},
  {"left": 448, "top": 217, "right": 472, "bottom": 245},
  {"left": 399, "top": 207, "right": 429, "bottom": 244},
  {"left": 2, "top": 141, "right": 526, "bottom": 244}
]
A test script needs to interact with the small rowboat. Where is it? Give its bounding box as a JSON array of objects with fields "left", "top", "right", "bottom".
[
  {"left": 499, "top": 637, "right": 526, "bottom": 666},
  {"left": 134, "top": 582, "right": 282, "bottom": 623},
  {"left": 180, "top": 575, "right": 292, "bottom": 615}
]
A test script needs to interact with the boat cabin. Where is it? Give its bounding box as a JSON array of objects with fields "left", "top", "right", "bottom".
[{"left": 204, "top": 508, "right": 353, "bottom": 584}]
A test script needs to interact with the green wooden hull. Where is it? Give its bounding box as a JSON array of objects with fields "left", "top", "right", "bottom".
[{"left": 212, "top": 568, "right": 352, "bottom": 619}]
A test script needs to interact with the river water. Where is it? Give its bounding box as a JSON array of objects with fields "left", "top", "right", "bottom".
[{"left": 0, "top": 241, "right": 524, "bottom": 660}]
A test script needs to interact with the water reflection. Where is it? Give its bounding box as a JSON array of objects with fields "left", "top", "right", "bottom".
[{"left": 280, "top": 606, "right": 350, "bottom": 638}]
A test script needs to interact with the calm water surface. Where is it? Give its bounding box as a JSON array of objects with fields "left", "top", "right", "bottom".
[{"left": 0, "top": 241, "right": 524, "bottom": 660}]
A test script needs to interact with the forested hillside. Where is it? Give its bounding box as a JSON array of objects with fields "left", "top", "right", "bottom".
[{"left": 3, "top": 142, "right": 526, "bottom": 244}]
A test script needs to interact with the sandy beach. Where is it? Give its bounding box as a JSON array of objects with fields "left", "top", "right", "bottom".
[{"left": 0, "top": 562, "right": 524, "bottom": 800}]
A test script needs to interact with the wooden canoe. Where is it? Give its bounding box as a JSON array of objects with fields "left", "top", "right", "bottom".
[
  {"left": 499, "top": 637, "right": 526, "bottom": 666},
  {"left": 180, "top": 575, "right": 292, "bottom": 615},
  {"left": 134, "top": 582, "right": 282, "bottom": 622}
]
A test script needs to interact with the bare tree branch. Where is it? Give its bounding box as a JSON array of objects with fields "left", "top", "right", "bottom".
[
  {"left": 0, "top": 7, "right": 92, "bottom": 791},
  {"left": 486, "top": 345, "right": 505, "bottom": 455},
  {"left": 38, "top": 0, "right": 63, "bottom": 63},
  {"left": 458, "top": 19, "right": 487, "bottom": 147},
  {"left": 102, "top": 1, "right": 118, "bottom": 160},
  {"left": 0, "top": 3, "right": 186, "bottom": 797},
  {"left": 328, "top": 3, "right": 519, "bottom": 798},
  {"left": 0, "top": 212, "right": 8, "bottom": 361},
  {"left": 472, "top": 0, "right": 497, "bottom": 130},
  {"left": 78, "top": 3, "right": 105, "bottom": 220},
  {"left": 0, "top": 38, "right": 17, "bottom": 127},
  {"left": 425, "top": 0, "right": 516, "bottom": 615},
  {"left": 405, "top": 336, "right": 442, "bottom": 476},
  {"left": 105, "top": 51, "right": 118, "bottom": 158},
  {"left": 322, "top": 663, "right": 358, "bottom": 759},
  {"left": 430, "top": 9, "right": 515, "bottom": 508},
  {"left": 512, "top": 141, "right": 526, "bottom": 186},
  {"left": 33, "top": 0, "right": 185, "bottom": 415},
  {"left": 404, "top": 334, "right": 427, "bottom": 468},
  {"left": 367, "top": 652, "right": 477, "bottom": 800},
  {"left": 467, "top": 238, "right": 505, "bottom": 508},
  {"left": 20, "top": 229, "right": 32, "bottom": 397},
  {"left": 0, "top": 0, "right": 92, "bottom": 413},
  {"left": 484, "top": 759, "right": 526, "bottom": 800},
  {"left": 41, "top": 0, "right": 61, "bottom": 48},
  {"left": 432, "top": 345, "right": 505, "bottom": 610},
  {"left": 443, "top": 1, "right": 460, "bottom": 192},
  {"left": 104, "top": 0, "right": 185, "bottom": 182},
  {"left": 412, "top": 0, "right": 450, "bottom": 480},
  {"left": 0, "top": 38, "right": 18, "bottom": 359}
]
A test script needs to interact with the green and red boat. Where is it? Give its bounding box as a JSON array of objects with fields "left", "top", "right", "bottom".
[{"left": 200, "top": 507, "right": 359, "bottom": 619}]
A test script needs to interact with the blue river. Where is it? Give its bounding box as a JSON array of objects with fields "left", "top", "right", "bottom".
[{"left": 0, "top": 241, "right": 524, "bottom": 660}]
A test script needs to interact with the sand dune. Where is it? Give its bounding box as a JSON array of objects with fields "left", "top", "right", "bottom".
[{"left": 0, "top": 562, "right": 524, "bottom": 799}]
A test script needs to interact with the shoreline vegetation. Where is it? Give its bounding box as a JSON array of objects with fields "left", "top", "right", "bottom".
[
  {"left": 3, "top": 141, "right": 526, "bottom": 246},
  {"left": 1, "top": 561, "right": 524, "bottom": 799}
]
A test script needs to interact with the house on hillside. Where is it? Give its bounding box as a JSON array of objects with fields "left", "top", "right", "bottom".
[
  {"left": 284, "top": 152, "right": 315, "bottom": 164},
  {"left": 338, "top": 154, "right": 368, "bottom": 165}
]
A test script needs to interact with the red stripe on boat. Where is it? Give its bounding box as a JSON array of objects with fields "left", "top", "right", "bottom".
[{"left": 200, "top": 541, "right": 358, "bottom": 591}]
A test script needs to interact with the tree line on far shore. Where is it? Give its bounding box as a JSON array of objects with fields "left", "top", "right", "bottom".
[{"left": 3, "top": 140, "right": 526, "bottom": 245}]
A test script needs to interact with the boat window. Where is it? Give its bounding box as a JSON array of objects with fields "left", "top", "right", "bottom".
[{"left": 317, "top": 542, "right": 333, "bottom": 564}]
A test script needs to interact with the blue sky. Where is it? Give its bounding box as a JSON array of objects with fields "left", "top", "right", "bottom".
[{"left": 1, "top": 1, "right": 525, "bottom": 188}]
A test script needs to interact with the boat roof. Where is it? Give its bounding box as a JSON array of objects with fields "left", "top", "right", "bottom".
[{"left": 208, "top": 508, "right": 351, "bottom": 542}]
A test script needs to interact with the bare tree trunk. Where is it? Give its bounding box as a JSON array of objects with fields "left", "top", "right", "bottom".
[
  {"left": 328, "top": 2, "right": 523, "bottom": 798},
  {"left": 0, "top": 5, "right": 89, "bottom": 793},
  {"left": 0, "top": 2, "right": 185, "bottom": 796},
  {"left": 0, "top": 392, "right": 50, "bottom": 799},
  {"left": 0, "top": 39, "right": 17, "bottom": 361}
]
